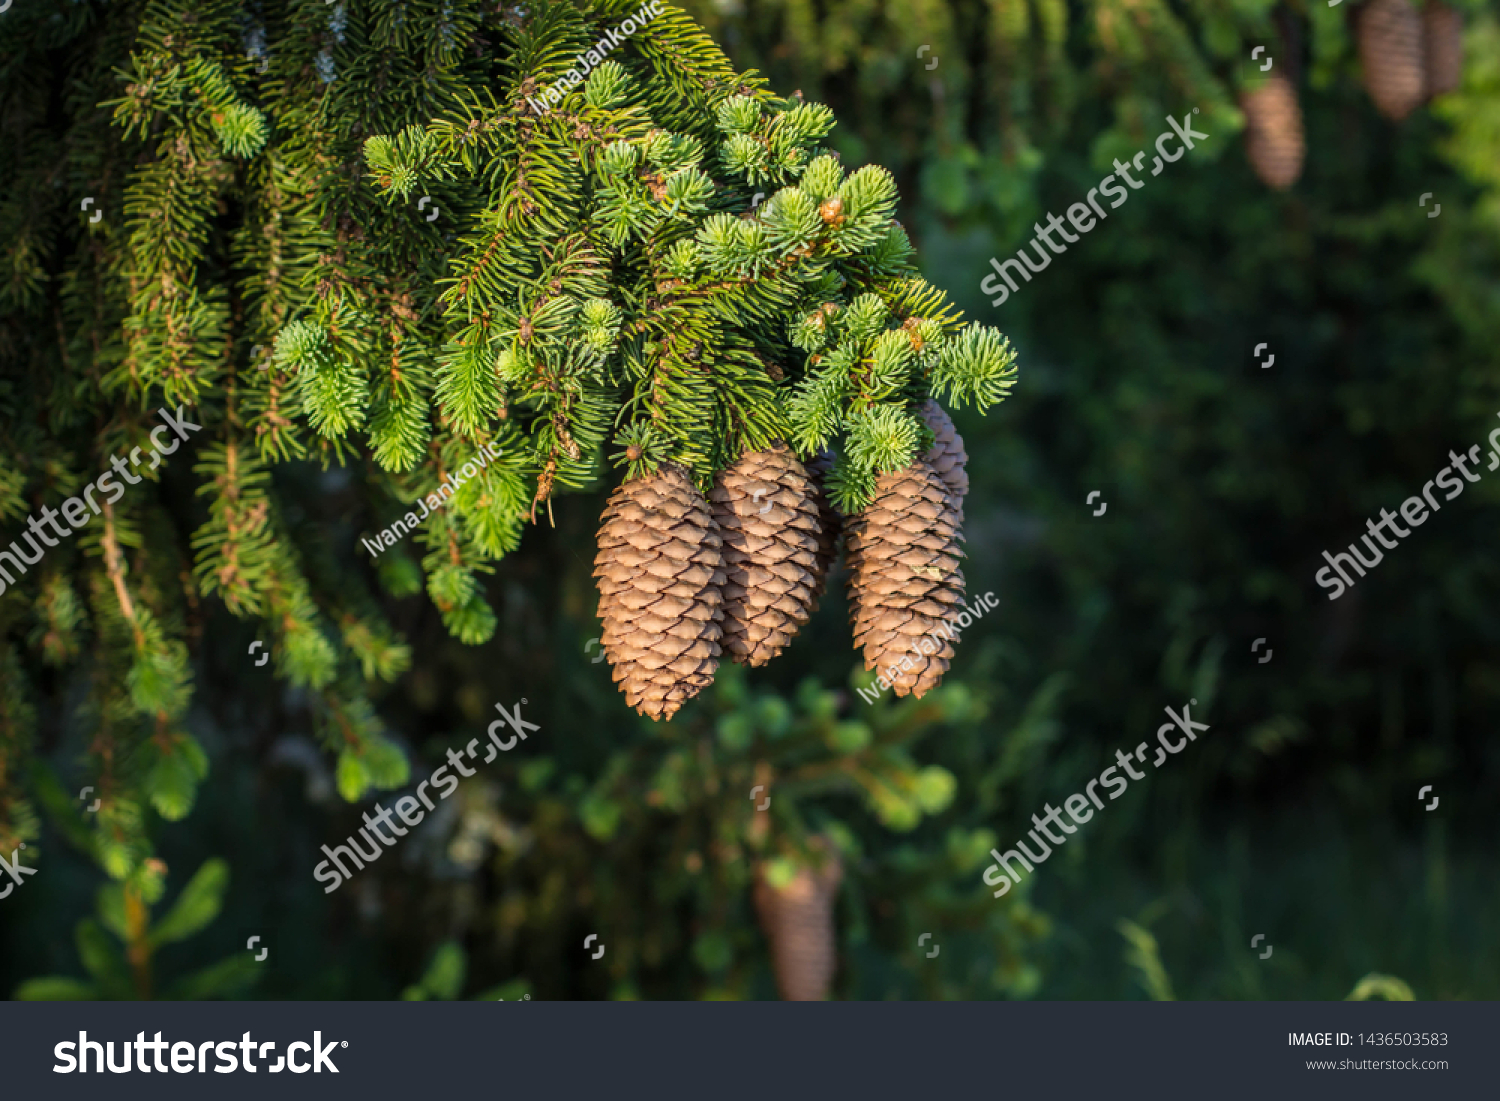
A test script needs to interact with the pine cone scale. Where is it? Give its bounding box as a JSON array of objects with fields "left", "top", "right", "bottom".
[
  {"left": 846, "top": 457, "right": 967, "bottom": 699},
  {"left": 711, "top": 445, "right": 824, "bottom": 667},
  {"left": 594, "top": 464, "right": 723, "bottom": 721},
  {"left": 918, "top": 399, "right": 969, "bottom": 523},
  {"left": 803, "top": 448, "right": 843, "bottom": 606}
]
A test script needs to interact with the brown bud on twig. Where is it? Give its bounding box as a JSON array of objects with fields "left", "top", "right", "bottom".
[
  {"left": 901, "top": 316, "right": 925, "bottom": 351},
  {"left": 529, "top": 460, "right": 557, "bottom": 523}
]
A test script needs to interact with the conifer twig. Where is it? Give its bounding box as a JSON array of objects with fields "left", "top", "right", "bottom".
[{"left": 100, "top": 500, "right": 144, "bottom": 652}]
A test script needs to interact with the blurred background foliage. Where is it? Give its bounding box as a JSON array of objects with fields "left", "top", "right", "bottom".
[{"left": 5, "top": 0, "right": 1500, "bottom": 1000}]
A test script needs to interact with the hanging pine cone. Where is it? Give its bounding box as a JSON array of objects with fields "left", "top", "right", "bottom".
[
  {"left": 917, "top": 398, "right": 969, "bottom": 522},
  {"left": 1424, "top": 1, "right": 1463, "bottom": 98},
  {"left": 803, "top": 447, "right": 842, "bottom": 603},
  {"left": 845, "top": 458, "right": 966, "bottom": 698},
  {"left": 1358, "top": 0, "right": 1426, "bottom": 122},
  {"left": 709, "top": 444, "right": 822, "bottom": 667},
  {"left": 753, "top": 847, "right": 843, "bottom": 1001},
  {"left": 593, "top": 464, "right": 723, "bottom": 721},
  {"left": 1240, "top": 74, "right": 1306, "bottom": 190}
]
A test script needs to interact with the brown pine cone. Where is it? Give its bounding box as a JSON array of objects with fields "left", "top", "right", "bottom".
[
  {"left": 845, "top": 458, "right": 966, "bottom": 699},
  {"left": 753, "top": 847, "right": 843, "bottom": 1001},
  {"left": 1358, "top": 0, "right": 1426, "bottom": 122},
  {"left": 593, "top": 464, "right": 723, "bottom": 721},
  {"left": 1241, "top": 73, "right": 1306, "bottom": 191},
  {"left": 803, "top": 447, "right": 842, "bottom": 603},
  {"left": 1424, "top": 1, "right": 1463, "bottom": 98},
  {"left": 709, "top": 444, "right": 822, "bottom": 667},
  {"left": 917, "top": 398, "right": 969, "bottom": 522}
]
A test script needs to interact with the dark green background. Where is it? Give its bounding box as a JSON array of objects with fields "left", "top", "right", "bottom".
[{"left": 3, "top": 0, "right": 1498, "bottom": 1001}]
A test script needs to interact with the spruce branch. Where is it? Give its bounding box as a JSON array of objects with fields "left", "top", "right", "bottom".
[
  {"left": 274, "top": 320, "right": 368, "bottom": 439},
  {"left": 930, "top": 323, "right": 1020, "bottom": 410},
  {"left": 190, "top": 440, "right": 275, "bottom": 615}
]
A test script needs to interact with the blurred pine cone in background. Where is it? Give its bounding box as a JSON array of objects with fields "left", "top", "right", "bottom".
[
  {"left": 753, "top": 847, "right": 844, "bottom": 1001},
  {"left": 1359, "top": 0, "right": 1427, "bottom": 121},
  {"left": 1242, "top": 73, "right": 1307, "bottom": 190},
  {"left": 1423, "top": 0, "right": 1464, "bottom": 98}
]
